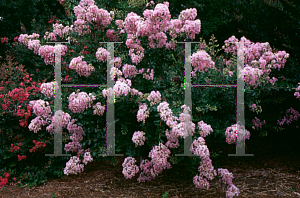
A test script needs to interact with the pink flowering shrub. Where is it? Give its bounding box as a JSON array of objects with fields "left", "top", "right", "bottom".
[
  {"left": 132, "top": 131, "right": 146, "bottom": 147},
  {"left": 277, "top": 107, "right": 300, "bottom": 126},
  {"left": 225, "top": 124, "right": 251, "bottom": 144},
  {"left": 96, "top": 47, "right": 110, "bottom": 62},
  {"left": 3, "top": 0, "right": 297, "bottom": 196},
  {"left": 69, "top": 56, "right": 95, "bottom": 77},
  {"left": 38, "top": 44, "right": 68, "bottom": 66},
  {"left": 68, "top": 92, "right": 96, "bottom": 114}
]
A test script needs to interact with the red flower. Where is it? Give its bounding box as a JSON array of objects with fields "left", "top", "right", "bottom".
[{"left": 3, "top": 172, "right": 9, "bottom": 179}]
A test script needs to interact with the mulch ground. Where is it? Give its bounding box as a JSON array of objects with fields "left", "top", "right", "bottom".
[{"left": 1, "top": 135, "right": 300, "bottom": 198}]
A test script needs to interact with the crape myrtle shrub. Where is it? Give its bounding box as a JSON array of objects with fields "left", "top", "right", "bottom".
[
  {"left": 2, "top": 0, "right": 298, "bottom": 138},
  {"left": 0, "top": 0, "right": 298, "bottom": 191},
  {"left": 0, "top": 0, "right": 235, "bottom": 190}
]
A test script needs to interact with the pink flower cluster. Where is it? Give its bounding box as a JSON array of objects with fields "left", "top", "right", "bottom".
[
  {"left": 136, "top": 142, "right": 172, "bottom": 182},
  {"left": 40, "top": 81, "right": 59, "bottom": 98},
  {"left": 27, "top": 40, "right": 41, "bottom": 54},
  {"left": 103, "top": 78, "right": 131, "bottom": 99},
  {"left": 177, "top": 8, "right": 201, "bottom": 40},
  {"left": 173, "top": 105, "right": 196, "bottom": 138},
  {"left": 64, "top": 156, "right": 84, "bottom": 175},
  {"left": 252, "top": 117, "right": 266, "bottom": 130},
  {"left": 38, "top": 44, "right": 68, "bottom": 66},
  {"left": 142, "top": 68, "right": 154, "bottom": 80},
  {"left": 113, "top": 78, "right": 132, "bottom": 97},
  {"left": 28, "top": 116, "right": 50, "bottom": 133},
  {"left": 191, "top": 50, "right": 216, "bottom": 73},
  {"left": 127, "top": 35, "right": 145, "bottom": 65},
  {"left": 148, "top": 32, "right": 168, "bottom": 49},
  {"left": 17, "top": 33, "right": 41, "bottom": 55},
  {"left": 190, "top": 136, "right": 240, "bottom": 197},
  {"left": 239, "top": 66, "right": 264, "bottom": 88},
  {"left": 148, "top": 143, "right": 171, "bottom": 174},
  {"left": 181, "top": 19, "right": 201, "bottom": 40},
  {"left": 218, "top": 168, "right": 240, "bottom": 197},
  {"left": 223, "top": 36, "right": 289, "bottom": 89},
  {"left": 178, "top": 8, "right": 197, "bottom": 21},
  {"left": 124, "top": 12, "right": 142, "bottom": 34},
  {"left": 109, "top": 57, "right": 122, "bottom": 68},
  {"left": 18, "top": 33, "right": 40, "bottom": 46},
  {"left": 122, "top": 157, "right": 140, "bottom": 179},
  {"left": 28, "top": 99, "right": 52, "bottom": 119},
  {"left": 52, "top": 23, "right": 74, "bottom": 38},
  {"left": 156, "top": 104, "right": 196, "bottom": 147},
  {"left": 68, "top": 92, "right": 96, "bottom": 113},
  {"left": 74, "top": 19, "right": 91, "bottom": 36},
  {"left": 28, "top": 100, "right": 52, "bottom": 133},
  {"left": 225, "top": 123, "right": 251, "bottom": 144},
  {"left": 85, "top": 6, "right": 112, "bottom": 29},
  {"left": 44, "top": 32, "right": 57, "bottom": 41},
  {"left": 249, "top": 104, "right": 257, "bottom": 111},
  {"left": 156, "top": 101, "right": 174, "bottom": 122},
  {"left": 92, "top": 102, "right": 105, "bottom": 116},
  {"left": 191, "top": 137, "right": 217, "bottom": 190},
  {"left": 82, "top": 152, "right": 93, "bottom": 165},
  {"left": 130, "top": 88, "right": 143, "bottom": 97},
  {"left": 110, "top": 66, "right": 123, "bottom": 80},
  {"left": 294, "top": 83, "right": 300, "bottom": 99},
  {"left": 115, "top": 20, "right": 125, "bottom": 33},
  {"left": 73, "top": 0, "right": 113, "bottom": 35},
  {"left": 132, "top": 131, "right": 146, "bottom": 147},
  {"left": 96, "top": 47, "right": 110, "bottom": 62},
  {"left": 190, "top": 137, "right": 210, "bottom": 159},
  {"left": 198, "top": 120, "right": 213, "bottom": 137},
  {"left": 106, "top": 29, "right": 119, "bottom": 41},
  {"left": 69, "top": 56, "right": 95, "bottom": 77},
  {"left": 277, "top": 107, "right": 300, "bottom": 126},
  {"left": 64, "top": 118, "right": 84, "bottom": 153},
  {"left": 28, "top": 89, "right": 97, "bottom": 174},
  {"left": 137, "top": 103, "right": 149, "bottom": 123},
  {"left": 27, "top": 99, "right": 90, "bottom": 160},
  {"left": 118, "top": 2, "right": 201, "bottom": 64},
  {"left": 46, "top": 110, "right": 72, "bottom": 135},
  {"left": 122, "top": 64, "right": 138, "bottom": 78},
  {"left": 147, "top": 91, "right": 161, "bottom": 106}
]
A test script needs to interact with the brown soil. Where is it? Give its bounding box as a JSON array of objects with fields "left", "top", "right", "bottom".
[{"left": 1, "top": 137, "right": 300, "bottom": 198}]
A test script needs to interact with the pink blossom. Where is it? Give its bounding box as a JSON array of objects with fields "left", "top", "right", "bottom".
[
  {"left": 96, "top": 47, "right": 110, "bottom": 62},
  {"left": 191, "top": 50, "right": 216, "bottom": 72},
  {"left": 132, "top": 131, "right": 146, "bottom": 146}
]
